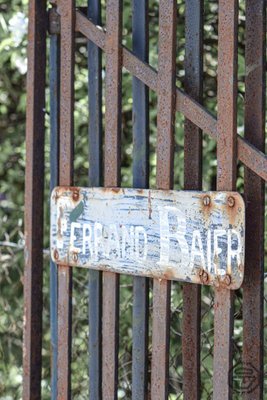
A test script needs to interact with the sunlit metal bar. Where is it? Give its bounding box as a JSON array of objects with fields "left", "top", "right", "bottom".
[
  {"left": 132, "top": 0, "right": 149, "bottom": 399},
  {"left": 182, "top": 0, "right": 203, "bottom": 398},
  {"left": 57, "top": 0, "right": 75, "bottom": 398},
  {"left": 151, "top": 1, "right": 177, "bottom": 399},
  {"left": 243, "top": 1, "right": 266, "bottom": 398},
  {"left": 213, "top": 0, "right": 238, "bottom": 398},
  {"left": 102, "top": 1, "right": 122, "bottom": 399},
  {"left": 23, "top": 1, "right": 46, "bottom": 399},
  {"left": 87, "top": 1, "right": 103, "bottom": 399}
]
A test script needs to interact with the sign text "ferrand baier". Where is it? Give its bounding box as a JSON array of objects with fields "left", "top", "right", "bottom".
[{"left": 51, "top": 188, "right": 245, "bottom": 289}]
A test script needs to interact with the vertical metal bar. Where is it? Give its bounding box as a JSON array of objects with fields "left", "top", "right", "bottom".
[
  {"left": 23, "top": 1, "right": 46, "bottom": 399},
  {"left": 49, "top": 15, "right": 60, "bottom": 400},
  {"left": 102, "top": 1, "right": 122, "bottom": 399},
  {"left": 151, "top": 1, "right": 177, "bottom": 399},
  {"left": 87, "top": 1, "right": 102, "bottom": 399},
  {"left": 243, "top": 1, "right": 265, "bottom": 398},
  {"left": 57, "top": 0, "right": 75, "bottom": 398},
  {"left": 132, "top": 1, "right": 149, "bottom": 399},
  {"left": 213, "top": 1, "right": 238, "bottom": 398},
  {"left": 182, "top": 0, "right": 203, "bottom": 398},
  {"left": 88, "top": 1, "right": 102, "bottom": 188}
]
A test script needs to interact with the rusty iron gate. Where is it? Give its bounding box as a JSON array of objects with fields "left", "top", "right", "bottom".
[{"left": 23, "top": 0, "right": 267, "bottom": 399}]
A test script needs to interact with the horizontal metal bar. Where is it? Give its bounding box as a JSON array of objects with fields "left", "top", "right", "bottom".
[
  {"left": 237, "top": 137, "right": 267, "bottom": 182},
  {"left": 75, "top": 10, "right": 267, "bottom": 182},
  {"left": 76, "top": 11, "right": 105, "bottom": 57}
]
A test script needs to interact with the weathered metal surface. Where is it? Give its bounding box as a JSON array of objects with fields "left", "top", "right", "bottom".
[
  {"left": 182, "top": 0, "right": 203, "bottom": 398},
  {"left": 243, "top": 1, "right": 265, "bottom": 399},
  {"left": 51, "top": 188, "right": 245, "bottom": 288},
  {"left": 24, "top": 1, "right": 267, "bottom": 399},
  {"left": 132, "top": 0, "right": 149, "bottom": 398},
  {"left": 104, "top": 0, "right": 122, "bottom": 188},
  {"left": 151, "top": 2, "right": 177, "bottom": 399},
  {"left": 151, "top": 279, "right": 171, "bottom": 399},
  {"left": 102, "top": 1, "right": 122, "bottom": 399},
  {"left": 49, "top": 21, "right": 60, "bottom": 400},
  {"left": 237, "top": 137, "right": 267, "bottom": 182},
  {"left": 213, "top": 0, "right": 238, "bottom": 398},
  {"left": 56, "top": 0, "right": 75, "bottom": 398},
  {"left": 75, "top": 9, "right": 267, "bottom": 182},
  {"left": 75, "top": 10, "right": 216, "bottom": 139},
  {"left": 23, "top": 1, "right": 46, "bottom": 399},
  {"left": 48, "top": 7, "right": 60, "bottom": 35},
  {"left": 87, "top": 1, "right": 103, "bottom": 400}
]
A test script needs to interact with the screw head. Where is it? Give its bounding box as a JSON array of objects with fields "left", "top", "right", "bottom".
[
  {"left": 53, "top": 249, "right": 59, "bottom": 260},
  {"left": 223, "top": 274, "right": 231, "bottom": 286},
  {"left": 72, "top": 252, "right": 78, "bottom": 262},
  {"left": 72, "top": 190, "right": 79, "bottom": 201},
  {"left": 228, "top": 196, "right": 235, "bottom": 208},
  {"left": 199, "top": 269, "right": 209, "bottom": 284},
  {"left": 203, "top": 195, "right": 211, "bottom": 207}
]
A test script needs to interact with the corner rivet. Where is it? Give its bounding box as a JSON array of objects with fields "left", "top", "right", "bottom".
[
  {"left": 203, "top": 195, "right": 211, "bottom": 207},
  {"left": 72, "top": 252, "right": 78, "bottom": 262},
  {"left": 72, "top": 190, "right": 79, "bottom": 201},
  {"left": 199, "top": 269, "right": 209, "bottom": 284},
  {"left": 228, "top": 196, "right": 235, "bottom": 208},
  {"left": 223, "top": 274, "right": 231, "bottom": 286},
  {"left": 53, "top": 249, "right": 59, "bottom": 260}
]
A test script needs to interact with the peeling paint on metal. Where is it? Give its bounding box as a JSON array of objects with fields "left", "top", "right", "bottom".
[{"left": 50, "top": 187, "right": 245, "bottom": 290}]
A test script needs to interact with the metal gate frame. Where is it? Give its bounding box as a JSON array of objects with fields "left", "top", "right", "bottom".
[{"left": 23, "top": 0, "right": 266, "bottom": 399}]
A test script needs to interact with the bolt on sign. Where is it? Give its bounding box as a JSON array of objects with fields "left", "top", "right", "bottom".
[{"left": 50, "top": 187, "right": 245, "bottom": 289}]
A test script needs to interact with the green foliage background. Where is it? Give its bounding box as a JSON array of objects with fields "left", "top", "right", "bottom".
[{"left": 0, "top": 0, "right": 266, "bottom": 399}]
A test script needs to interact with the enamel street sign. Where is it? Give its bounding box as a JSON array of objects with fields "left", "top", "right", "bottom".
[{"left": 50, "top": 187, "right": 245, "bottom": 289}]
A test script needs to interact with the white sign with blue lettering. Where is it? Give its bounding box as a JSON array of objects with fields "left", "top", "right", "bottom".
[{"left": 50, "top": 187, "right": 245, "bottom": 289}]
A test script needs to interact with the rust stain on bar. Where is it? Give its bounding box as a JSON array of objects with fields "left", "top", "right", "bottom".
[
  {"left": 102, "top": 1, "right": 122, "bottom": 399},
  {"left": 237, "top": 136, "right": 267, "bottom": 182},
  {"left": 213, "top": 0, "right": 238, "bottom": 398},
  {"left": 243, "top": 1, "right": 265, "bottom": 399},
  {"left": 151, "top": 279, "right": 171, "bottom": 399},
  {"left": 75, "top": 10, "right": 216, "bottom": 139},
  {"left": 104, "top": 1, "right": 122, "bottom": 189},
  {"left": 75, "top": 9, "right": 267, "bottom": 182},
  {"left": 56, "top": 0, "right": 75, "bottom": 398},
  {"left": 151, "top": 2, "right": 177, "bottom": 399}
]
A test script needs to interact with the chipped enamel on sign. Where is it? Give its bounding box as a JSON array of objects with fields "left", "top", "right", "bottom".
[{"left": 50, "top": 187, "right": 245, "bottom": 289}]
